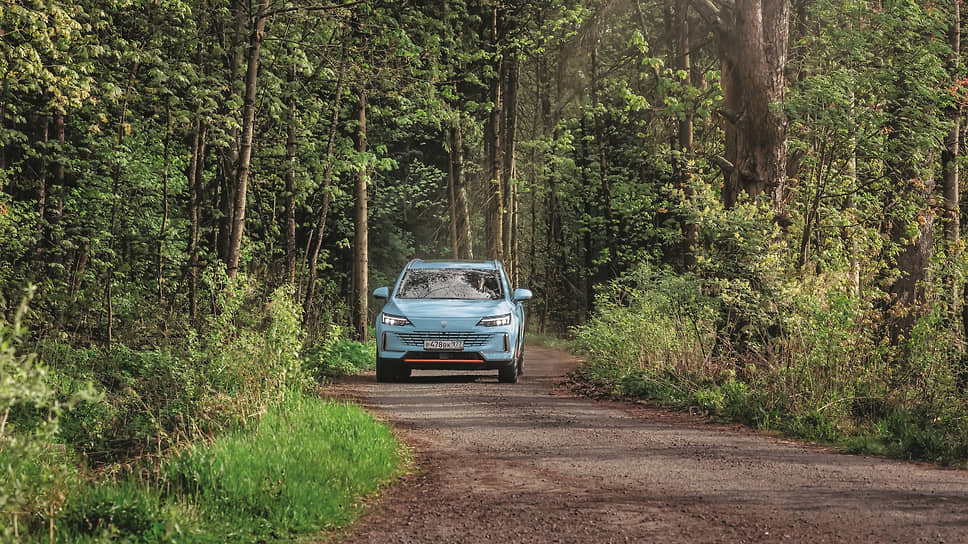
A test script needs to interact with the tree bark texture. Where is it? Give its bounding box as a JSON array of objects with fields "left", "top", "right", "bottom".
[
  {"left": 695, "top": 0, "right": 791, "bottom": 214},
  {"left": 449, "top": 115, "right": 474, "bottom": 259}
]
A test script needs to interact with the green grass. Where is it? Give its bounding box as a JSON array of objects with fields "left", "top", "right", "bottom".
[
  {"left": 46, "top": 394, "right": 403, "bottom": 543},
  {"left": 167, "top": 394, "right": 402, "bottom": 541}
]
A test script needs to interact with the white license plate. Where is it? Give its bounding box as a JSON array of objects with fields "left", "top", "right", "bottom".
[{"left": 424, "top": 340, "right": 464, "bottom": 351}]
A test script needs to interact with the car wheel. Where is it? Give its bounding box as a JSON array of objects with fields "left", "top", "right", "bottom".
[
  {"left": 498, "top": 359, "right": 519, "bottom": 384},
  {"left": 376, "top": 358, "right": 396, "bottom": 383}
]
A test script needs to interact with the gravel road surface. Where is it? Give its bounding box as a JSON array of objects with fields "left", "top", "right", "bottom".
[{"left": 329, "top": 346, "right": 968, "bottom": 543}]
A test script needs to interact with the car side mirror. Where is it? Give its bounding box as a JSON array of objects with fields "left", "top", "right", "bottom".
[
  {"left": 513, "top": 288, "right": 533, "bottom": 302},
  {"left": 373, "top": 286, "right": 390, "bottom": 299}
]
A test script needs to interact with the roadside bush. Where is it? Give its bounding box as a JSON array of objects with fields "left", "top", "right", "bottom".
[
  {"left": 303, "top": 324, "right": 376, "bottom": 379},
  {"left": 572, "top": 255, "right": 968, "bottom": 463},
  {"left": 8, "top": 277, "right": 405, "bottom": 543},
  {"left": 572, "top": 263, "right": 718, "bottom": 392}
]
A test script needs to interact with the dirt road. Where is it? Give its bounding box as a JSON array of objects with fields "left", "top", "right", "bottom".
[{"left": 330, "top": 346, "right": 968, "bottom": 543}]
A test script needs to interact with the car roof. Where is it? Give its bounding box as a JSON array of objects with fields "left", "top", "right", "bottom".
[{"left": 408, "top": 259, "right": 499, "bottom": 270}]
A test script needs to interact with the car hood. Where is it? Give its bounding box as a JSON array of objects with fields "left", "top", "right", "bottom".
[{"left": 385, "top": 298, "right": 512, "bottom": 319}]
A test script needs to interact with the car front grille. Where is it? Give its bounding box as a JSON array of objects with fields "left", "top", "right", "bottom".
[{"left": 396, "top": 331, "right": 492, "bottom": 347}]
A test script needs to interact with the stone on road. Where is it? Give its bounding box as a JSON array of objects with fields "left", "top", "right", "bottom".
[{"left": 329, "top": 346, "right": 968, "bottom": 543}]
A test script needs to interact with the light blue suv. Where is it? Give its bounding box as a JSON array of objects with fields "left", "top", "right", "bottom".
[{"left": 373, "top": 259, "right": 532, "bottom": 383}]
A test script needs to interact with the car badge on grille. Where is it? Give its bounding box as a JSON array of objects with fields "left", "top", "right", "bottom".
[{"left": 441, "top": 320, "right": 447, "bottom": 329}]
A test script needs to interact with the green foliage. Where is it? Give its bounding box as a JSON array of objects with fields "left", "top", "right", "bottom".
[
  {"left": 573, "top": 258, "right": 968, "bottom": 463},
  {"left": 0, "top": 291, "right": 91, "bottom": 538},
  {"left": 303, "top": 325, "right": 376, "bottom": 379},
  {"left": 57, "top": 479, "right": 182, "bottom": 544},
  {"left": 167, "top": 395, "right": 400, "bottom": 540}
]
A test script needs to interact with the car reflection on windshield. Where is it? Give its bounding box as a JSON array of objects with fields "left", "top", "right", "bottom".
[{"left": 396, "top": 269, "right": 503, "bottom": 300}]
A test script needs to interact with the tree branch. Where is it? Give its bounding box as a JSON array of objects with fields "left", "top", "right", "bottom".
[
  {"left": 710, "top": 154, "right": 734, "bottom": 174},
  {"left": 264, "top": 1, "right": 363, "bottom": 19},
  {"left": 688, "top": 0, "right": 731, "bottom": 27}
]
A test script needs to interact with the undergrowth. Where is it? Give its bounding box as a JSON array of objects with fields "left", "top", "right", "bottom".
[
  {"left": 1, "top": 280, "right": 401, "bottom": 542},
  {"left": 572, "top": 262, "right": 968, "bottom": 465}
]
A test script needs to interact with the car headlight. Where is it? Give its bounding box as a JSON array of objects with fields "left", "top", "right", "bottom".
[
  {"left": 381, "top": 313, "right": 412, "bottom": 326},
  {"left": 478, "top": 313, "right": 511, "bottom": 327}
]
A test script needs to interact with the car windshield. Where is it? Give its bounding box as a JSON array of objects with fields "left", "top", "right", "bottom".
[{"left": 396, "top": 268, "right": 503, "bottom": 300}]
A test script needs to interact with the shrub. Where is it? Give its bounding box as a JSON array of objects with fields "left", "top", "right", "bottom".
[
  {"left": 57, "top": 479, "right": 181, "bottom": 544},
  {"left": 0, "top": 290, "right": 90, "bottom": 540},
  {"left": 303, "top": 324, "right": 376, "bottom": 379}
]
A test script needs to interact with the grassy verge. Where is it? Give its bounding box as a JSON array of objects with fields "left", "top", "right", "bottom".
[{"left": 52, "top": 395, "right": 401, "bottom": 543}]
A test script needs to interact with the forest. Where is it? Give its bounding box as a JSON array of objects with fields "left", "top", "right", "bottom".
[{"left": 2, "top": 0, "right": 968, "bottom": 541}]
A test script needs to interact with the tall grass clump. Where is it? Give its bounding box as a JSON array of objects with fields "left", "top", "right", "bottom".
[
  {"left": 167, "top": 395, "right": 400, "bottom": 539},
  {"left": 572, "top": 264, "right": 718, "bottom": 402}
]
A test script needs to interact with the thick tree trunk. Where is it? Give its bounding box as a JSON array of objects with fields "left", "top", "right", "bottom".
[
  {"left": 226, "top": 0, "right": 269, "bottom": 279},
  {"left": 887, "top": 193, "right": 935, "bottom": 342},
  {"left": 352, "top": 88, "right": 369, "bottom": 342},
  {"left": 695, "top": 0, "right": 790, "bottom": 216}
]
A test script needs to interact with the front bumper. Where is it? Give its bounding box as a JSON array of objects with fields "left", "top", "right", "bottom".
[{"left": 377, "top": 328, "right": 516, "bottom": 364}]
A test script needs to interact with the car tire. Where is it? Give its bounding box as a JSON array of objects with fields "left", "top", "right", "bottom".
[
  {"left": 498, "top": 359, "right": 519, "bottom": 384},
  {"left": 376, "top": 358, "right": 396, "bottom": 383}
]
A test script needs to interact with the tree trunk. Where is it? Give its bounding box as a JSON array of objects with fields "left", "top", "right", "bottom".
[
  {"left": 217, "top": 0, "right": 247, "bottom": 264},
  {"left": 303, "top": 54, "right": 345, "bottom": 322},
  {"left": 226, "top": 0, "right": 269, "bottom": 279},
  {"left": 448, "top": 122, "right": 459, "bottom": 259},
  {"left": 590, "top": 30, "right": 615, "bottom": 277},
  {"left": 502, "top": 53, "right": 520, "bottom": 274},
  {"left": 676, "top": 0, "right": 697, "bottom": 268},
  {"left": 352, "top": 87, "right": 369, "bottom": 342},
  {"left": 285, "top": 63, "right": 298, "bottom": 286},
  {"left": 454, "top": 115, "right": 473, "bottom": 259},
  {"left": 943, "top": 0, "right": 961, "bottom": 317},
  {"left": 484, "top": 4, "right": 504, "bottom": 261},
  {"left": 188, "top": 116, "right": 206, "bottom": 325},
  {"left": 694, "top": 0, "right": 791, "bottom": 216},
  {"left": 158, "top": 110, "right": 171, "bottom": 303}
]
